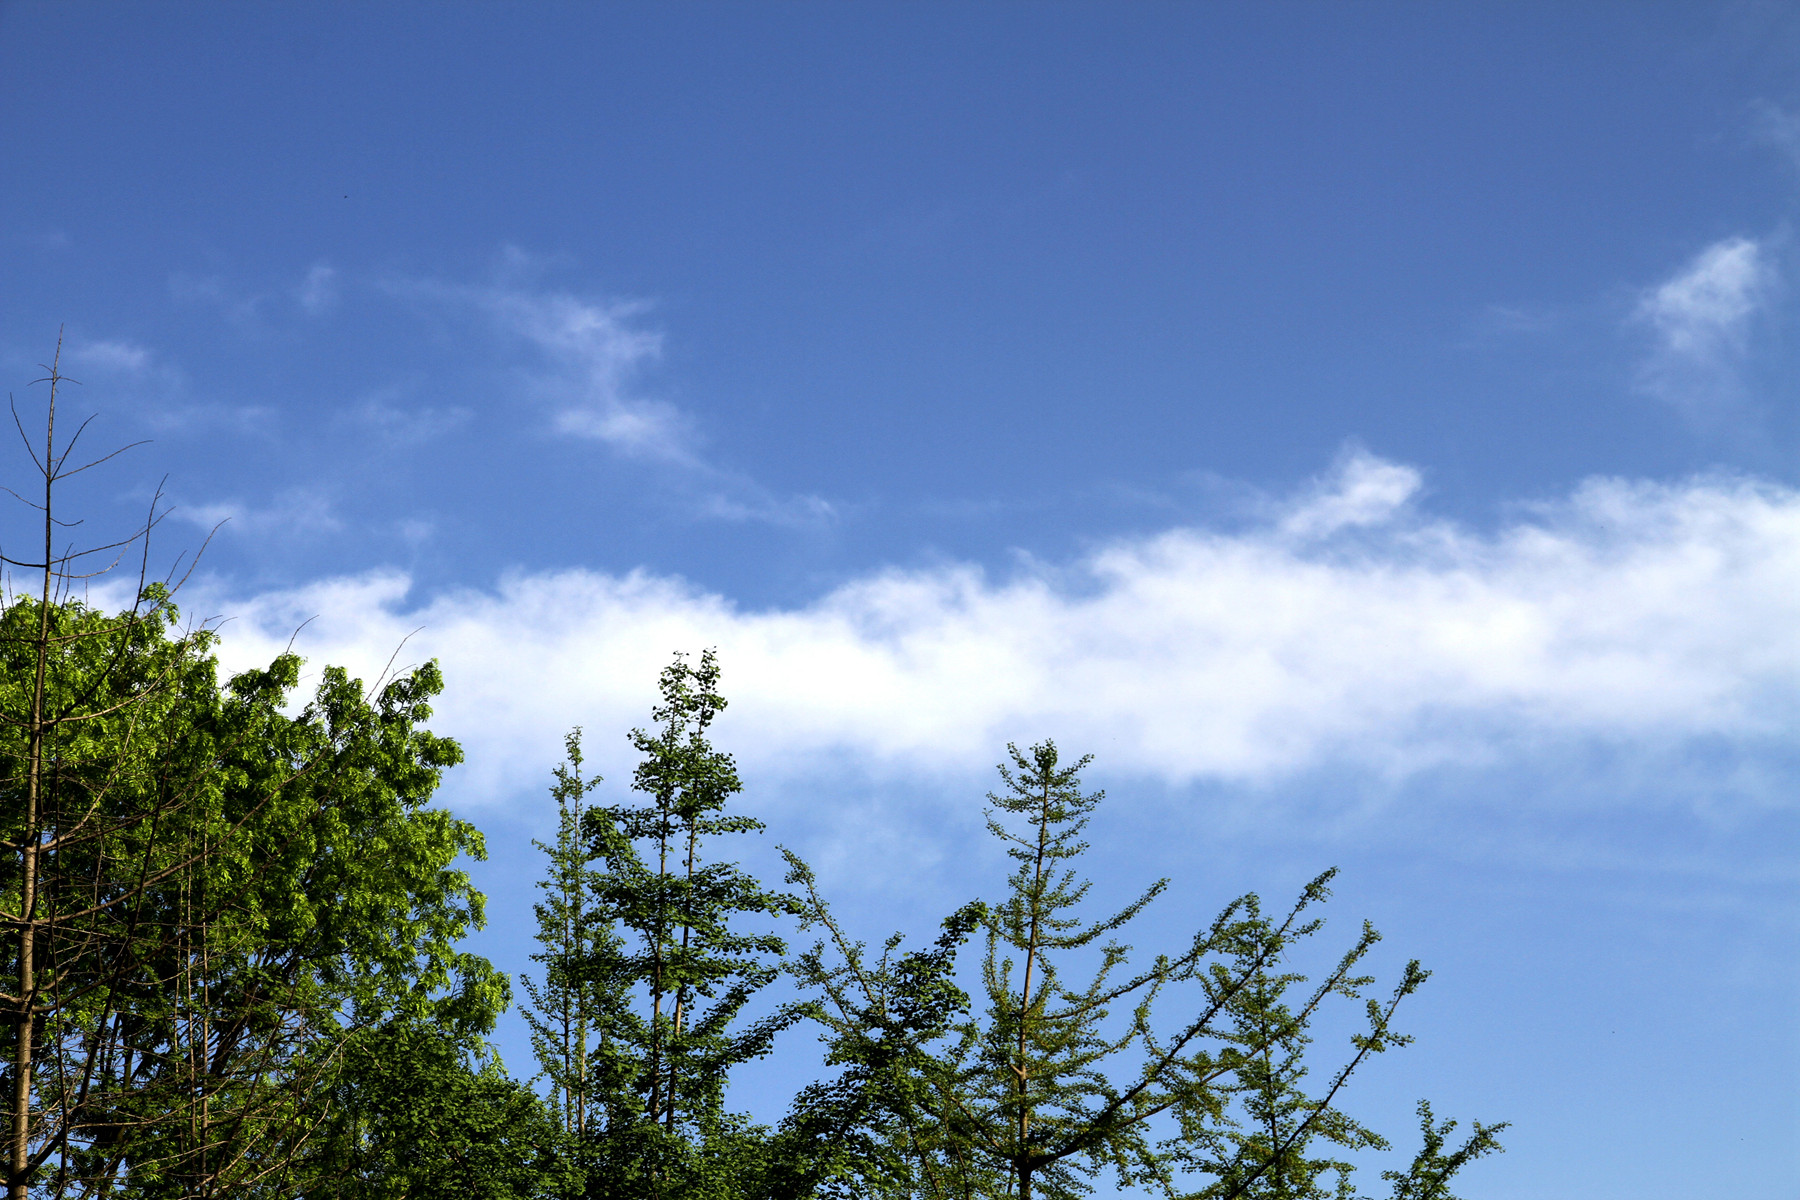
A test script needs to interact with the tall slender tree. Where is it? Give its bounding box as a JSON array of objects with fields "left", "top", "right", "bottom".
[
  {"left": 1162, "top": 935, "right": 1506, "bottom": 1200},
  {"left": 521, "top": 730, "right": 618, "bottom": 1148},
  {"left": 571, "top": 650, "right": 803, "bottom": 1199}
]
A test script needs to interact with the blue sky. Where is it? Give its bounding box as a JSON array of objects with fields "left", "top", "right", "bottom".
[{"left": 3, "top": 3, "right": 1799, "bottom": 1196}]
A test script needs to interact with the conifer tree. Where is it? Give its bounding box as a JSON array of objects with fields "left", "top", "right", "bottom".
[
  {"left": 575, "top": 650, "right": 804, "bottom": 1199},
  {"left": 949, "top": 738, "right": 1240, "bottom": 1200},
  {"left": 1160, "top": 908, "right": 1413, "bottom": 1199},
  {"left": 780, "top": 853, "right": 988, "bottom": 1199},
  {"left": 818, "top": 740, "right": 1504, "bottom": 1200},
  {"left": 520, "top": 730, "right": 621, "bottom": 1149}
]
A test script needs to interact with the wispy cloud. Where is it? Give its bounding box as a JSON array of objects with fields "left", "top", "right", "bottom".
[
  {"left": 137, "top": 403, "right": 278, "bottom": 436},
  {"left": 178, "top": 489, "right": 341, "bottom": 539},
  {"left": 1750, "top": 101, "right": 1800, "bottom": 174},
  {"left": 390, "top": 265, "right": 835, "bottom": 525},
  {"left": 69, "top": 338, "right": 155, "bottom": 377},
  {"left": 59, "top": 336, "right": 232, "bottom": 431},
  {"left": 31, "top": 333, "right": 273, "bottom": 436},
  {"left": 697, "top": 490, "right": 840, "bottom": 526},
  {"left": 1467, "top": 302, "right": 1564, "bottom": 340},
  {"left": 1632, "top": 236, "right": 1776, "bottom": 414},
  {"left": 1277, "top": 448, "right": 1420, "bottom": 539},
  {"left": 296, "top": 263, "right": 338, "bottom": 315},
  {"left": 399, "top": 277, "right": 682, "bottom": 460},
  {"left": 170, "top": 272, "right": 268, "bottom": 327},
  {"left": 553, "top": 396, "right": 693, "bottom": 462},
  {"left": 346, "top": 394, "right": 472, "bottom": 444},
  {"left": 504, "top": 293, "right": 668, "bottom": 451},
  {"left": 173, "top": 262, "right": 347, "bottom": 327},
  {"left": 200, "top": 455, "right": 1800, "bottom": 813}
]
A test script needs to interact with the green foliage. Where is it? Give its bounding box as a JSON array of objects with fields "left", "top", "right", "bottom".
[
  {"left": 789, "top": 741, "right": 1506, "bottom": 1200},
  {"left": 520, "top": 729, "right": 621, "bottom": 1148},
  {"left": 964, "top": 740, "right": 1179, "bottom": 1198},
  {"left": 1377, "top": 1102, "right": 1506, "bottom": 1200},
  {"left": 0, "top": 591, "right": 503, "bottom": 1198},
  {"left": 1161, "top": 906, "right": 1412, "bottom": 1200},
  {"left": 525, "top": 650, "right": 805, "bottom": 1200},
  {"left": 309, "top": 1017, "right": 572, "bottom": 1200},
  {"left": 779, "top": 854, "right": 987, "bottom": 1199}
]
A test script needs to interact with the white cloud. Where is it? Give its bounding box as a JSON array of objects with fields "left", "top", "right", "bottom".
[
  {"left": 1278, "top": 448, "right": 1421, "bottom": 539},
  {"left": 198, "top": 456, "right": 1800, "bottom": 810},
  {"left": 387, "top": 269, "right": 836, "bottom": 525},
  {"left": 69, "top": 338, "right": 153, "bottom": 376},
  {"left": 552, "top": 392, "right": 692, "bottom": 461},
  {"left": 397, "top": 517, "right": 436, "bottom": 545},
  {"left": 296, "top": 264, "right": 338, "bottom": 315},
  {"left": 21, "top": 333, "right": 266, "bottom": 436},
  {"left": 1471, "top": 303, "right": 1561, "bottom": 337},
  {"left": 169, "top": 272, "right": 267, "bottom": 327},
  {"left": 1633, "top": 237, "right": 1775, "bottom": 412},
  {"left": 180, "top": 489, "right": 341, "bottom": 538},
  {"left": 434, "top": 281, "right": 683, "bottom": 461},
  {"left": 59, "top": 336, "right": 197, "bottom": 420},
  {"left": 1750, "top": 101, "right": 1800, "bottom": 174},
  {"left": 696, "top": 490, "right": 840, "bottom": 527},
  {"left": 139, "top": 403, "right": 276, "bottom": 436},
  {"left": 350, "top": 397, "right": 472, "bottom": 444},
  {"left": 1637, "top": 238, "right": 1768, "bottom": 354}
]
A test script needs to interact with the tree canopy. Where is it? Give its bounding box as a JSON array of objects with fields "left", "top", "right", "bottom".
[
  {"left": 0, "top": 589, "right": 510, "bottom": 1199},
  {"left": 788, "top": 741, "right": 1505, "bottom": 1200},
  {"left": 6, "top": 352, "right": 1502, "bottom": 1200},
  {"left": 3, "top": 356, "right": 509, "bottom": 1200}
]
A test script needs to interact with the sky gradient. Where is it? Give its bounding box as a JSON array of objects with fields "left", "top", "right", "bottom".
[{"left": 4, "top": 4, "right": 1799, "bottom": 1197}]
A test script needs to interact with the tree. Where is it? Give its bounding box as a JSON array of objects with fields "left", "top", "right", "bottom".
[
  {"left": 1377, "top": 1103, "right": 1504, "bottom": 1200},
  {"left": 793, "top": 741, "right": 1503, "bottom": 1200},
  {"left": 1161, "top": 923, "right": 1394, "bottom": 1200},
  {"left": 520, "top": 730, "right": 620, "bottom": 1152},
  {"left": 538, "top": 650, "right": 803, "bottom": 1200},
  {"left": 780, "top": 856, "right": 987, "bottom": 1200},
  {"left": 1, "top": 345, "right": 505, "bottom": 1199},
  {"left": 308, "top": 1016, "right": 570, "bottom": 1200}
]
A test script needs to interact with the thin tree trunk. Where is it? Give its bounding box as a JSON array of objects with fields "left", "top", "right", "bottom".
[
  {"left": 648, "top": 808, "right": 668, "bottom": 1125},
  {"left": 666, "top": 820, "right": 696, "bottom": 1135},
  {"left": 9, "top": 351, "right": 59, "bottom": 1200},
  {"left": 1011, "top": 780, "right": 1053, "bottom": 1200},
  {"left": 573, "top": 781, "right": 587, "bottom": 1142}
]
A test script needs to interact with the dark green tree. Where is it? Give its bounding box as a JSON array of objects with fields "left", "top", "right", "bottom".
[
  {"left": 1162, "top": 925, "right": 1393, "bottom": 1200},
  {"left": 567, "top": 650, "right": 804, "bottom": 1199},
  {"left": 310, "top": 1016, "right": 570, "bottom": 1200},
  {"left": 779, "top": 854, "right": 988, "bottom": 1200},
  {"left": 521, "top": 730, "right": 622, "bottom": 1152}
]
